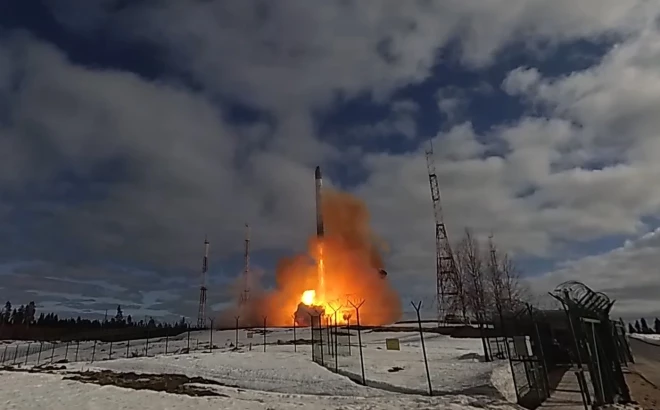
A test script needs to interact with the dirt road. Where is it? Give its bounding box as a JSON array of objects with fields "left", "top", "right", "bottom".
[
  {"left": 627, "top": 337, "right": 660, "bottom": 409},
  {"left": 629, "top": 337, "right": 660, "bottom": 387}
]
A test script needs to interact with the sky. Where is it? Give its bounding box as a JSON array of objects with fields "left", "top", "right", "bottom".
[{"left": 1, "top": 0, "right": 660, "bottom": 322}]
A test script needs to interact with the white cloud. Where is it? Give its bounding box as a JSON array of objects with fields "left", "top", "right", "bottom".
[
  {"left": 2, "top": 1, "right": 660, "bottom": 318},
  {"left": 530, "top": 228, "right": 660, "bottom": 320}
]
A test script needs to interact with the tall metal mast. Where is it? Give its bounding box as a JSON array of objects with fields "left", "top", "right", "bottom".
[
  {"left": 425, "top": 140, "right": 459, "bottom": 325},
  {"left": 239, "top": 224, "right": 251, "bottom": 306},
  {"left": 196, "top": 236, "right": 209, "bottom": 328}
]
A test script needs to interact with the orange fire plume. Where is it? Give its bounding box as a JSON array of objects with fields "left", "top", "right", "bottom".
[{"left": 224, "top": 189, "right": 402, "bottom": 327}]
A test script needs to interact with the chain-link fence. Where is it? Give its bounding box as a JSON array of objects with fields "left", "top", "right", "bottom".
[
  {"left": 305, "top": 301, "right": 508, "bottom": 398},
  {"left": 0, "top": 326, "right": 221, "bottom": 367}
]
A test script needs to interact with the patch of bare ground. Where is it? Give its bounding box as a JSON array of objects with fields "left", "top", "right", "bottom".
[
  {"left": 625, "top": 371, "right": 660, "bottom": 410},
  {"left": 64, "top": 370, "right": 234, "bottom": 397},
  {"left": 1, "top": 364, "right": 66, "bottom": 373}
]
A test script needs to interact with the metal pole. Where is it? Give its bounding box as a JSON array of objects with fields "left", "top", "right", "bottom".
[
  {"left": 235, "top": 316, "right": 240, "bottom": 348},
  {"left": 109, "top": 341, "right": 113, "bottom": 360},
  {"left": 126, "top": 339, "right": 130, "bottom": 358},
  {"left": 346, "top": 316, "right": 352, "bottom": 356},
  {"left": 263, "top": 316, "right": 267, "bottom": 352},
  {"left": 75, "top": 341, "right": 79, "bottom": 362},
  {"left": 1, "top": 345, "right": 7, "bottom": 364},
  {"left": 349, "top": 299, "right": 366, "bottom": 386},
  {"left": 293, "top": 315, "right": 297, "bottom": 353},
  {"left": 318, "top": 314, "right": 324, "bottom": 366},
  {"left": 412, "top": 301, "right": 433, "bottom": 396},
  {"left": 309, "top": 313, "right": 315, "bottom": 362},
  {"left": 25, "top": 343, "right": 31, "bottom": 365},
  {"left": 326, "top": 317, "right": 332, "bottom": 356},
  {"left": 91, "top": 340, "right": 97, "bottom": 363},
  {"left": 334, "top": 311, "right": 338, "bottom": 372},
  {"left": 37, "top": 342, "right": 43, "bottom": 365},
  {"left": 187, "top": 328, "right": 191, "bottom": 352},
  {"left": 64, "top": 342, "right": 69, "bottom": 361},
  {"left": 145, "top": 331, "right": 150, "bottom": 356},
  {"left": 12, "top": 345, "right": 18, "bottom": 364},
  {"left": 208, "top": 318, "right": 214, "bottom": 352},
  {"left": 49, "top": 343, "right": 55, "bottom": 363},
  {"left": 165, "top": 330, "right": 169, "bottom": 355}
]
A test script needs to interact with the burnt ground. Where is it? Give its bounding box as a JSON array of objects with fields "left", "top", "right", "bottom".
[
  {"left": 0, "top": 365, "right": 235, "bottom": 398},
  {"left": 65, "top": 370, "right": 232, "bottom": 397}
]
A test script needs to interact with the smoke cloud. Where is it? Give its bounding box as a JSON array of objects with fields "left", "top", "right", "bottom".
[{"left": 217, "top": 189, "right": 402, "bottom": 327}]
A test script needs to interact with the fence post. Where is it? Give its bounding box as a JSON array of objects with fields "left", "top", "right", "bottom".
[
  {"left": 309, "top": 313, "right": 316, "bottom": 362},
  {"left": 49, "top": 343, "right": 55, "bottom": 363},
  {"left": 234, "top": 316, "right": 240, "bottom": 348},
  {"left": 75, "top": 341, "right": 79, "bottom": 362},
  {"left": 145, "top": 330, "right": 150, "bottom": 357},
  {"left": 1, "top": 345, "right": 7, "bottom": 364},
  {"left": 292, "top": 315, "right": 297, "bottom": 353},
  {"left": 64, "top": 342, "right": 69, "bottom": 361},
  {"left": 25, "top": 343, "right": 31, "bottom": 365},
  {"left": 187, "top": 328, "right": 191, "bottom": 352},
  {"left": 349, "top": 299, "right": 366, "bottom": 386},
  {"left": 126, "top": 339, "right": 130, "bottom": 358},
  {"left": 326, "top": 317, "right": 332, "bottom": 356},
  {"left": 317, "top": 314, "right": 325, "bottom": 366},
  {"left": 208, "top": 318, "right": 215, "bottom": 352},
  {"left": 412, "top": 301, "right": 433, "bottom": 396},
  {"left": 109, "top": 340, "right": 113, "bottom": 360},
  {"left": 528, "top": 304, "right": 550, "bottom": 397},
  {"left": 12, "top": 345, "right": 19, "bottom": 364},
  {"left": 345, "top": 315, "right": 352, "bottom": 355},
  {"left": 37, "top": 342, "right": 42, "bottom": 365},
  {"left": 328, "top": 303, "right": 341, "bottom": 372},
  {"left": 165, "top": 329, "right": 169, "bottom": 355},
  {"left": 91, "top": 340, "right": 97, "bottom": 363},
  {"left": 263, "top": 316, "right": 267, "bottom": 352}
]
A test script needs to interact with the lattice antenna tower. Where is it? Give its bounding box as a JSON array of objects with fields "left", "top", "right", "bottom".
[
  {"left": 425, "top": 139, "right": 460, "bottom": 326},
  {"left": 239, "top": 224, "right": 251, "bottom": 306},
  {"left": 196, "top": 236, "right": 209, "bottom": 329}
]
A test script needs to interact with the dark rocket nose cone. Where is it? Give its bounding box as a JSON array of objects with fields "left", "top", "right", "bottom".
[{"left": 315, "top": 166, "right": 322, "bottom": 179}]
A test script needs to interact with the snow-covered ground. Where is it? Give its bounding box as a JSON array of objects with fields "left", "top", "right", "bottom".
[
  {"left": 1, "top": 370, "right": 520, "bottom": 410},
  {"left": 1, "top": 326, "right": 519, "bottom": 409},
  {"left": 630, "top": 333, "right": 660, "bottom": 345}
]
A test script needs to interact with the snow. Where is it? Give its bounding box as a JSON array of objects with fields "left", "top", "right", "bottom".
[
  {"left": 0, "top": 370, "right": 521, "bottom": 410},
  {"left": 80, "top": 351, "right": 384, "bottom": 397},
  {"left": 631, "top": 333, "right": 660, "bottom": 342},
  {"left": 630, "top": 333, "right": 660, "bottom": 347},
  {"left": 1, "top": 326, "right": 520, "bottom": 409}
]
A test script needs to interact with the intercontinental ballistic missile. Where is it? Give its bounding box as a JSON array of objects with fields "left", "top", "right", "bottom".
[{"left": 315, "top": 166, "right": 325, "bottom": 239}]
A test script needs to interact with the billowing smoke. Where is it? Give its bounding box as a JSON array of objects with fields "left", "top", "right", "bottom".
[{"left": 217, "top": 189, "right": 402, "bottom": 327}]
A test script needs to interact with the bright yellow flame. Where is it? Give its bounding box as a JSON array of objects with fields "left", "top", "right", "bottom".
[{"left": 301, "top": 290, "right": 316, "bottom": 305}]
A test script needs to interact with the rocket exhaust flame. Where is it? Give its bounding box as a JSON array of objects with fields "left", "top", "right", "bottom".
[{"left": 217, "top": 167, "right": 402, "bottom": 328}]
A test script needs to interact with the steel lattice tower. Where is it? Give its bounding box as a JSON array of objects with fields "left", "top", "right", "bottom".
[
  {"left": 425, "top": 140, "right": 460, "bottom": 325},
  {"left": 196, "top": 236, "right": 209, "bottom": 329},
  {"left": 239, "top": 224, "right": 251, "bottom": 306}
]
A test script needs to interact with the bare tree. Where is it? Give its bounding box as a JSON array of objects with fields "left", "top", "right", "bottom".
[
  {"left": 455, "top": 229, "right": 488, "bottom": 323},
  {"left": 487, "top": 235, "right": 506, "bottom": 321},
  {"left": 499, "top": 252, "right": 531, "bottom": 311},
  {"left": 486, "top": 234, "right": 531, "bottom": 316},
  {"left": 447, "top": 241, "right": 469, "bottom": 323}
]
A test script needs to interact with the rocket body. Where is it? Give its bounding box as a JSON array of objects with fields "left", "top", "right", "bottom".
[{"left": 315, "top": 166, "right": 324, "bottom": 238}]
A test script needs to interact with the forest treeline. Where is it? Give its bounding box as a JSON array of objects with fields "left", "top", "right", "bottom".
[
  {"left": 0, "top": 302, "right": 190, "bottom": 342},
  {"left": 628, "top": 317, "right": 660, "bottom": 335}
]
